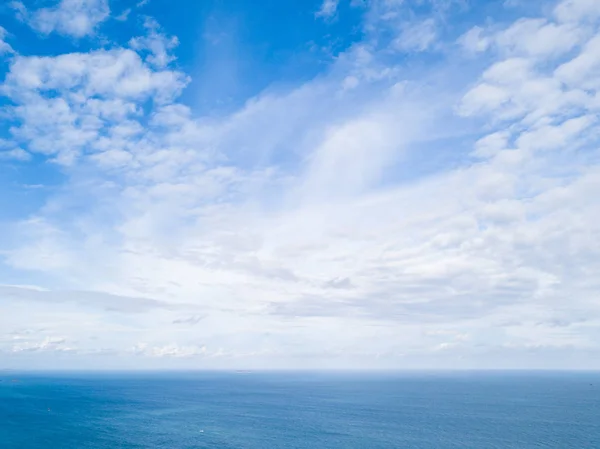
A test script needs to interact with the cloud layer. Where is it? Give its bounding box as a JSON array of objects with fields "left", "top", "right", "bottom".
[{"left": 1, "top": 0, "right": 600, "bottom": 369}]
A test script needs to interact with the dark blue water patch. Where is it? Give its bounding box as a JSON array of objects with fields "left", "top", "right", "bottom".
[{"left": 1, "top": 371, "right": 599, "bottom": 448}]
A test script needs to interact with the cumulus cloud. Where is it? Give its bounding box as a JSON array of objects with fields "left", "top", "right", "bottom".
[{"left": 2, "top": 48, "right": 188, "bottom": 165}]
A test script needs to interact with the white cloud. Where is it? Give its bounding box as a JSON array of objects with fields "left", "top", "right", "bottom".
[
  {"left": 515, "top": 115, "right": 596, "bottom": 152},
  {"left": 555, "top": 34, "right": 600, "bottom": 89},
  {"left": 472, "top": 131, "right": 510, "bottom": 158},
  {"left": 129, "top": 18, "right": 179, "bottom": 68},
  {"left": 11, "top": 336, "right": 74, "bottom": 353},
  {"left": 554, "top": 0, "right": 600, "bottom": 24},
  {"left": 14, "top": 0, "right": 110, "bottom": 38},
  {"left": 0, "top": 147, "right": 31, "bottom": 161},
  {"left": 0, "top": 26, "right": 15, "bottom": 55},
  {"left": 460, "top": 18, "right": 586, "bottom": 59},
  {"left": 5, "top": 49, "right": 186, "bottom": 99},
  {"left": 133, "top": 343, "right": 207, "bottom": 358},
  {"left": 495, "top": 19, "right": 584, "bottom": 57},
  {"left": 316, "top": 0, "right": 340, "bottom": 19},
  {"left": 394, "top": 19, "right": 437, "bottom": 52},
  {"left": 458, "top": 26, "right": 490, "bottom": 53},
  {"left": 2, "top": 48, "right": 188, "bottom": 165},
  {"left": 9, "top": 1, "right": 27, "bottom": 22},
  {"left": 458, "top": 51, "right": 591, "bottom": 123},
  {"left": 115, "top": 8, "right": 131, "bottom": 22}
]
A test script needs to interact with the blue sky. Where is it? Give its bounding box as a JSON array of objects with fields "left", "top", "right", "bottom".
[{"left": 1, "top": 0, "right": 600, "bottom": 370}]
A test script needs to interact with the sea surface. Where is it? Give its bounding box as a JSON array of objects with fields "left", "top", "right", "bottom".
[{"left": 1, "top": 371, "right": 599, "bottom": 448}]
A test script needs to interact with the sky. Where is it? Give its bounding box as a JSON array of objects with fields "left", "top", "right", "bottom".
[{"left": 0, "top": 0, "right": 599, "bottom": 370}]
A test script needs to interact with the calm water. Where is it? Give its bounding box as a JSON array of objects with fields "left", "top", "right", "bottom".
[{"left": 1, "top": 371, "right": 599, "bottom": 448}]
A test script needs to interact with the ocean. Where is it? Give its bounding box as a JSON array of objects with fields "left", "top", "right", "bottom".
[{"left": 1, "top": 371, "right": 599, "bottom": 448}]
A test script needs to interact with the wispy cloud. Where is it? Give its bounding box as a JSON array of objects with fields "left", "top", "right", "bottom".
[
  {"left": 114, "top": 8, "right": 131, "bottom": 22},
  {"left": 129, "top": 17, "right": 180, "bottom": 68},
  {"left": 315, "top": 0, "right": 339, "bottom": 19},
  {"left": 393, "top": 19, "right": 438, "bottom": 52},
  {"left": 0, "top": 148, "right": 31, "bottom": 161},
  {"left": 0, "top": 26, "right": 15, "bottom": 54}
]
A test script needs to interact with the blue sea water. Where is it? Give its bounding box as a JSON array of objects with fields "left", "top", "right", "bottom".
[{"left": 1, "top": 371, "right": 599, "bottom": 448}]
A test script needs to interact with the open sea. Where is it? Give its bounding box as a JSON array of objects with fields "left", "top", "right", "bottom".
[{"left": 1, "top": 371, "right": 599, "bottom": 448}]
